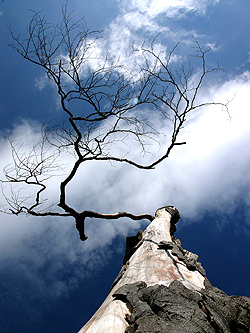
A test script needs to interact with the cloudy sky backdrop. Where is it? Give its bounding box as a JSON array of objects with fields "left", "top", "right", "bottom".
[{"left": 0, "top": 0, "right": 250, "bottom": 332}]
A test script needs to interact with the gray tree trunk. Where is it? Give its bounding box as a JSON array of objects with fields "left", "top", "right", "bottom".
[{"left": 79, "top": 207, "right": 250, "bottom": 333}]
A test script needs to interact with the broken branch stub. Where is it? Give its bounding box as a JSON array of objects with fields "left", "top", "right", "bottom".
[
  {"left": 79, "top": 206, "right": 250, "bottom": 332},
  {"left": 79, "top": 206, "right": 209, "bottom": 333}
]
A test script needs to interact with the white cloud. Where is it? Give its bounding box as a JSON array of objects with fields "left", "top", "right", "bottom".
[
  {"left": 84, "top": 0, "right": 222, "bottom": 77},
  {"left": 62, "top": 70, "right": 250, "bottom": 222},
  {"left": 118, "top": 0, "right": 221, "bottom": 18},
  {"left": 1, "top": 0, "right": 249, "bottom": 306},
  {"left": 29, "top": 0, "right": 222, "bottom": 91},
  {"left": 0, "top": 69, "right": 250, "bottom": 303},
  {"left": 2, "top": 70, "right": 250, "bottom": 233},
  {"left": 35, "top": 74, "right": 49, "bottom": 91}
]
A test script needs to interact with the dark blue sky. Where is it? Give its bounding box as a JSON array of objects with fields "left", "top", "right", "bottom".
[{"left": 0, "top": 1, "right": 250, "bottom": 332}]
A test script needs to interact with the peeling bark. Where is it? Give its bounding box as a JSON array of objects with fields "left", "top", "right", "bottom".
[{"left": 78, "top": 207, "right": 250, "bottom": 333}]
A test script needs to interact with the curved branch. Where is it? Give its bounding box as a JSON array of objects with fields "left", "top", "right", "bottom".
[{"left": 3, "top": 6, "right": 229, "bottom": 242}]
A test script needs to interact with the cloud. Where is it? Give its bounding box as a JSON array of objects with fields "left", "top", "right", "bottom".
[
  {"left": 29, "top": 0, "right": 219, "bottom": 85},
  {"left": 118, "top": 0, "right": 221, "bottom": 18},
  {"left": 85, "top": 0, "right": 222, "bottom": 76},
  {"left": 1, "top": 0, "right": 250, "bottom": 313},
  {"left": 25, "top": 0, "right": 223, "bottom": 93},
  {"left": 0, "top": 121, "right": 116, "bottom": 308},
  {"left": 1, "top": 70, "right": 250, "bottom": 240},
  {"left": 0, "top": 67, "right": 250, "bottom": 324},
  {"left": 61, "top": 70, "right": 250, "bottom": 223}
]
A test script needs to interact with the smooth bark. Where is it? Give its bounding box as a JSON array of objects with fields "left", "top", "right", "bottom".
[{"left": 79, "top": 207, "right": 207, "bottom": 333}]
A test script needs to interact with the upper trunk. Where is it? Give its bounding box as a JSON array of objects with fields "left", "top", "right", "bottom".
[{"left": 78, "top": 207, "right": 250, "bottom": 333}]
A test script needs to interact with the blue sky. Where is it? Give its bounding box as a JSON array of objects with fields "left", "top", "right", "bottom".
[{"left": 0, "top": 0, "right": 250, "bottom": 332}]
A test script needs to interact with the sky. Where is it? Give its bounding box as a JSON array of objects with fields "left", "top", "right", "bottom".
[{"left": 0, "top": 0, "right": 250, "bottom": 332}]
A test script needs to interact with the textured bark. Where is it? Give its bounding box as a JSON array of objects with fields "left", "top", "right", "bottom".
[
  {"left": 114, "top": 281, "right": 250, "bottom": 333},
  {"left": 79, "top": 207, "right": 250, "bottom": 333}
]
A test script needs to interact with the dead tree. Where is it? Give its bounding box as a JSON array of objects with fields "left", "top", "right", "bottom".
[
  {"left": 3, "top": 6, "right": 249, "bottom": 332},
  {"left": 79, "top": 207, "right": 250, "bottom": 333},
  {"left": 1, "top": 4, "right": 227, "bottom": 240}
]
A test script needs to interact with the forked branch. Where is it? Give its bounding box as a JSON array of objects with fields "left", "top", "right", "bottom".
[{"left": 2, "top": 5, "right": 229, "bottom": 240}]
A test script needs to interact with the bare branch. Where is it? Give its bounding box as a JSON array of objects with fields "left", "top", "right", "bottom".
[{"left": 2, "top": 5, "right": 229, "bottom": 240}]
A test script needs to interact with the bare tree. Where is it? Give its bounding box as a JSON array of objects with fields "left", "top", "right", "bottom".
[{"left": 1, "top": 4, "right": 227, "bottom": 240}]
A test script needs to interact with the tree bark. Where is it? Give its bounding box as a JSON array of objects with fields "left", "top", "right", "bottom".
[{"left": 78, "top": 207, "right": 250, "bottom": 333}]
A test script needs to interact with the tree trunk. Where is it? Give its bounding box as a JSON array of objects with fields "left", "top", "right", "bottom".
[{"left": 78, "top": 207, "right": 250, "bottom": 333}]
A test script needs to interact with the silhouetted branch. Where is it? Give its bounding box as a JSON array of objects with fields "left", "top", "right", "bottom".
[{"left": 2, "top": 4, "right": 229, "bottom": 240}]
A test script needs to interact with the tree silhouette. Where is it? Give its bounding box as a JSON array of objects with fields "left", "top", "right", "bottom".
[{"left": 1, "top": 3, "right": 227, "bottom": 240}]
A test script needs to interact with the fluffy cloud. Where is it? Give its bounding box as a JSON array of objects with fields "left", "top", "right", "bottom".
[
  {"left": 87, "top": 0, "right": 222, "bottom": 76},
  {"left": 118, "top": 0, "right": 220, "bottom": 18},
  {"left": 1, "top": 70, "right": 250, "bottom": 253},
  {"left": 30, "top": 0, "right": 223, "bottom": 91},
  {"left": 0, "top": 65, "right": 250, "bottom": 329},
  {"left": 1, "top": 0, "right": 249, "bottom": 312}
]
